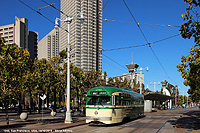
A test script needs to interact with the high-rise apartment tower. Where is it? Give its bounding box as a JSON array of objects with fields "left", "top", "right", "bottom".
[{"left": 60, "top": 0, "right": 102, "bottom": 72}]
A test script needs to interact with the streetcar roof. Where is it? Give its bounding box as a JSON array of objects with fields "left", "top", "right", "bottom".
[{"left": 87, "top": 86, "right": 143, "bottom": 97}]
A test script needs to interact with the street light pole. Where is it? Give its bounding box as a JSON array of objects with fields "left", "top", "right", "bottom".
[
  {"left": 150, "top": 82, "right": 160, "bottom": 92},
  {"left": 54, "top": 13, "right": 84, "bottom": 123},
  {"left": 153, "top": 82, "right": 156, "bottom": 92},
  {"left": 65, "top": 16, "right": 73, "bottom": 123}
]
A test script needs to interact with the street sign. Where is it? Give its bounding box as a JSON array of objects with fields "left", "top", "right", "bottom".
[{"left": 40, "top": 94, "right": 46, "bottom": 100}]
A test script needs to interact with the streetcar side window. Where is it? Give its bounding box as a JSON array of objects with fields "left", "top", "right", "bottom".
[{"left": 115, "top": 96, "right": 119, "bottom": 105}]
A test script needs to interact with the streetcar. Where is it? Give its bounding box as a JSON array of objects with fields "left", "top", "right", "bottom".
[{"left": 86, "top": 86, "right": 144, "bottom": 125}]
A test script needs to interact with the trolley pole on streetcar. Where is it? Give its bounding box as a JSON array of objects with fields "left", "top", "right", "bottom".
[{"left": 55, "top": 12, "right": 84, "bottom": 123}]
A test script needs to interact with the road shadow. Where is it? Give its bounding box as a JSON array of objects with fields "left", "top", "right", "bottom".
[{"left": 168, "top": 110, "right": 200, "bottom": 130}]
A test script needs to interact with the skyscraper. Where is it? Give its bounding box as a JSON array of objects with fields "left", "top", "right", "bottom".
[
  {"left": 28, "top": 31, "right": 38, "bottom": 61},
  {"left": 38, "top": 29, "right": 59, "bottom": 60},
  {"left": 0, "top": 16, "right": 38, "bottom": 60},
  {"left": 0, "top": 16, "right": 28, "bottom": 49},
  {"left": 60, "top": 0, "right": 102, "bottom": 72}
]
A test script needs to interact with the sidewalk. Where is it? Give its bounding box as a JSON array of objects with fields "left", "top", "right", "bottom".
[
  {"left": 157, "top": 107, "right": 200, "bottom": 133},
  {"left": 174, "top": 109, "right": 200, "bottom": 133},
  {"left": 0, "top": 111, "right": 86, "bottom": 132},
  {"left": 1, "top": 108, "right": 200, "bottom": 133}
]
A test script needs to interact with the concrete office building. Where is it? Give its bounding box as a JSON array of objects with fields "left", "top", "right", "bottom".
[
  {"left": 38, "top": 29, "right": 59, "bottom": 60},
  {"left": 0, "top": 16, "right": 38, "bottom": 60},
  {"left": 28, "top": 31, "right": 38, "bottom": 60},
  {"left": 60, "top": 0, "right": 103, "bottom": 72}
]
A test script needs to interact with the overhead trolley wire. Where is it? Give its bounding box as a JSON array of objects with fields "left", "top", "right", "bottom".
[
  {"left": 17, "top": 0, "right": 68, "bottom": 33},
  {"left": 123, "top": 0, "right": 149, "bottom": 44},
  {"left": 103, "top": 19, "right": 181, "bottom": 28},
  {"left": 103, "top": 0, "right": 111, "bottom": 10},
  {"left": 149, "top": 46, "right": 170, "bottom": 78},
  {"left": 103, "top": 44, "right": 146, "bottom": 51},
  {"left": 152, "top": 34, "right": 180, "bottom": 44},
  {"left": 102, "top": 53, "right": 128, "bottom": 71},
  {"left": 103, "top": 34, "right": 180, "bottom": 52},
  {"left": 103, "top": 60, "right": 127, "bottom": 73},
  {"left": 17, "top": 0, "right": 55, "bottom": 24},
  {"left": 40, "top": 0, "right": 68, "bottom": 17}
]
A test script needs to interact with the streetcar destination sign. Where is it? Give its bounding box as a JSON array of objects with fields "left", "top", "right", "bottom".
[{"left": 90, "top": 91, "right": 106, "bottom": 95}]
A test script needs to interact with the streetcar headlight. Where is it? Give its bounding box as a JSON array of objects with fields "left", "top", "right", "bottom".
[{"left": 94, "top": 111, "right": 98, "bottom": 115}]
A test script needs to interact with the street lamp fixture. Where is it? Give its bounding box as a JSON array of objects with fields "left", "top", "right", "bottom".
[
  {"left": 54, "top": 18, "right": 59, "bottom": 29},
  {"left": 139, "top": 67, "right": 149, "bottom": 72},
  {"left": 54, "top": 12, "right": 84, "bottom": 123},
  {"left": 150, "top": 82, "right": 160, "bottom": 92}
]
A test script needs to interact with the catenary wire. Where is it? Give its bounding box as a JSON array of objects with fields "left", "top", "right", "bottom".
[
  {"left": 123, "top": 0, "right": 149, "bottom": 44},
  {"left": 103, "top": 44, "right": 146, "bottom": 51},
  {"left": 17, "top": 0, "right": 68, "bottom": 33},
  {"left": 152, "top": 34, "right": 180, "bottom": 44},
  {"left": 103, "top": 34, "right": 180, "bottom": 52},
  {"left": 149, "top": 46, "right": 170, "bottom": 78},
  {"left": 103, "top": 0, "right": 111, "bottom": 10},
  {"left": 103, "top": 60, "right": 127, "bottom": 73},
  {"left": 17, "top": 0, "right": 55, "bottom": 24},
  {"left": 103, "top": 19, "right": 181, "bottom": 28},
  {"left": 102, "top": 53, "right": 128, "bottom": 71},
  {"left": 40, "top": 0, "right": 68, "bottom": 17}
]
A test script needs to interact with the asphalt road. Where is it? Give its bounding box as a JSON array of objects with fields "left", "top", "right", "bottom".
[{"left": 66, "top": 107, "right": 199, "bottom": 133}]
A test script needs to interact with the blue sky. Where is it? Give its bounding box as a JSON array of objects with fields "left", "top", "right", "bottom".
[{"left": 0, "top": 0, "right": 194, "bottom": 95}]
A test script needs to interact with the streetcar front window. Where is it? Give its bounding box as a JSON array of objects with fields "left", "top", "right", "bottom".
[
  {"left": 87, "top": 96, "right": 111, "bottom": 105},
  {"left": 99, "top": 96, "right": 110, "bottom": 105},
  {"left": 87, "top": 97, "right": 98, "bottom": 105}
]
